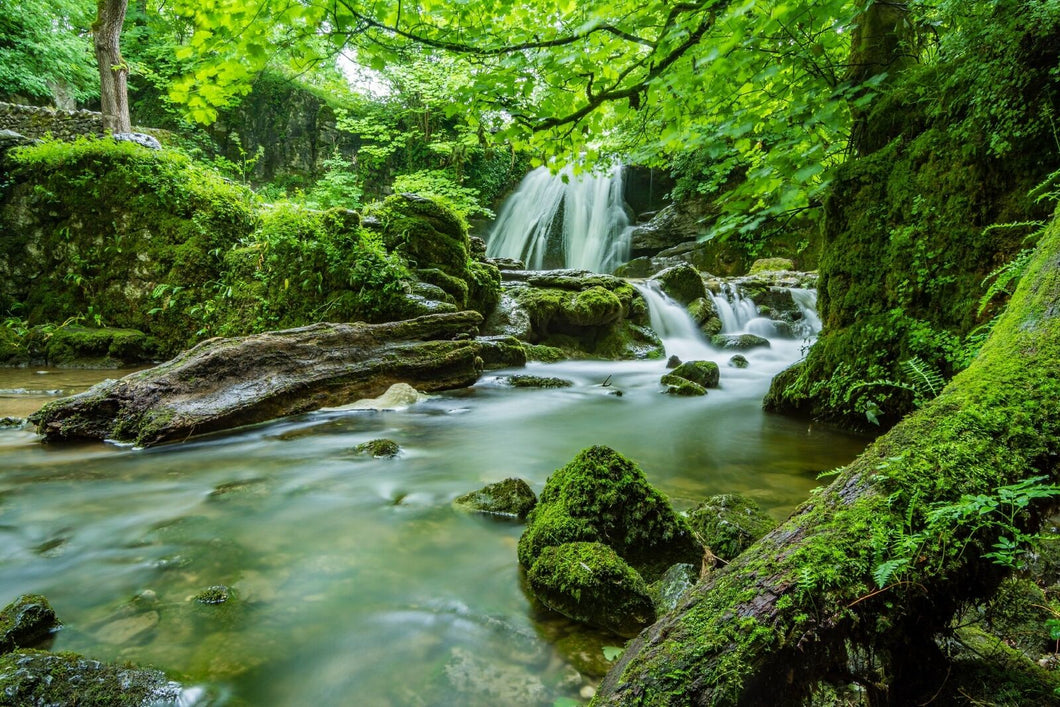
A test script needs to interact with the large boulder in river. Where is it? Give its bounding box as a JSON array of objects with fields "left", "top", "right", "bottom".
[
  {"left": 650, "top": 264, "right": 707, "bottom": 305},
  {"left": 30, "top": 312, "right": 522, "bottom": 447},
  {"left": 487, "top": 270, "right": 663, "bottom": 360},
  {"left": 527, "top": 542, "right": 656, "bottom": 637},
  {"left": 518, "top": 446, "right": 702, "bottom": 582}
]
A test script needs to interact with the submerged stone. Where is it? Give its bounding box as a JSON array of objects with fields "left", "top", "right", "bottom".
[
  {"left": 354, "top": 439, "right": 401, "bottom": 458},
  {"left": 666, "top": 355, "right": 681, "bottom": 369},
  {"left": 687, "top": 493, "right": 777, "bottom": 562},
  {"left": 504, "top": 375, "right": 573, "bottom": 389},
  {"left": 711, "top": 333, "right": 771, "bottom": 351},
  {"left": 453, "top": 478, "right": 538, "bottom": 521},
  {"left": 194, "top": 585, "right": 232, "bottom": 605},
  {"left": 518, "top": 446, "right": 702, "bottom": 582},
  {"left": 0, "top": 650, "right": 184, "bottom": 705},
  {"left": 0, "top": 595, "right": 60, "bottom": 654},
  {"left": 527, "top": 542, "right": 656, "bottom": 637}
]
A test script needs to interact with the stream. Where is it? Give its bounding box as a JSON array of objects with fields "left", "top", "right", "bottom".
[{"left": 0, "top": 169, "right": 870, "bottom": 706}]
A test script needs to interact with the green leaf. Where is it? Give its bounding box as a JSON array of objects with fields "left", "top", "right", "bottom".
[{"left": 602, "top": 645, "right": 624, "bottom": 661}]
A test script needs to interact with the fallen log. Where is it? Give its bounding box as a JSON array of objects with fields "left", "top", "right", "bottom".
[
  {"left": 595, "top": 213, "right": 1060, "bottom": 705},
  {"left": 29, "top": 312, "right": 523, "bottom": 447}
]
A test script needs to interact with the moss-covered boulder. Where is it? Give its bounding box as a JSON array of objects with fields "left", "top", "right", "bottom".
[
  {"left": 728, "top": 354, "right": 750, "bottom": 368},
  {"left": 711, "top": 333, "right": 770, "bottom": 351},
  {"left": 651, "top": 264, "right": 706, "bottom": 305},
  {"left": 503, "top": 375, "right": 573, "bottom": 389},
  {"left": 527, "top": 542, "right": 656, "bottom": 637},
  {"left": 42, "top": 326, "right": 157, "bottom": 367},
  {"left": 518, "top": 446, "right": 702, "bottom": 582},
  {"left": 1, "top": 595, "right": 59, "bottom": 655},
  {"left": 669, "top": 361, "right": 720, "bottom": 389},
  {"left": 454, "top": 478, "right": 538, "bottom": 521},
  {"left": 749, "top": 258, "right": 795, "bottom": 274},
  {"left": 686, "top": 493, "right": 777, "bottom": 562},
  {"left": 0, "top": 650, "right": 183, "bottom": 705},
  {"left": 648, "top": 563, "right": 699, "bottom": 613},
  {"left": 660, "top": 375, "right": 707, "bottom": 396},
  {"left": 687, "top": 297, "right": 723, "bottom": 337}
]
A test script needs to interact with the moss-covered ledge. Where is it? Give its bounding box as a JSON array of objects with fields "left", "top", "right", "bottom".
[{"left": 594, "top": 210, "right": 1060, "bottom": 704}]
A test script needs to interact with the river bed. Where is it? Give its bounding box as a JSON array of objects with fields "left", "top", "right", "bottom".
[{"left": 0, "top": 301, "right": 870, "bottom": 705}]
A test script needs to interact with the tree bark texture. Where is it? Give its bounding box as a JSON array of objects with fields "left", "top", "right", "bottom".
[
  {"left": 594, "top": 209, "right": 1060, "bottom": 705},
  {"left": 93, "top": 0, "right": 131, "bottom": 134}
]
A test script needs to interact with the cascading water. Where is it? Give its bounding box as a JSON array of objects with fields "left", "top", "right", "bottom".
[
  {"left": 485, "top": 165, "right": 633, "bottom": 273},
  {"left": 709, "top": 283, "right": 759, "bottom": 333},
  {"left": 635, "top": 282, "right": 715, "bottom": 361}
]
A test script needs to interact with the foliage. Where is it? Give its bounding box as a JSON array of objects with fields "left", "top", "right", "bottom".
[
  {"left": 304, "top": 149, "right": 363, "bottom": 210},
  {"left": 391, "top": 170, "right": 491, "bottom": 220},
  {"left": 0, "top": 0, "right": 98, "bottom": 104}
]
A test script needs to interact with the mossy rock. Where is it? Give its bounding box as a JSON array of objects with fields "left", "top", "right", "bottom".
[
  {"left": 980, "top": 577, "right": 1057, "bottom": 657},
  {"left": 1, "top": 594, "right": 60, "bottom": 654},
  {"left": 0, "top": 650, "right": 183, "bottom": 705},
  {"left": 504, "top": 375, "right": 573, "bottom": 389},
  {"left": 371, "top": 193, "right": 470, "bottom": 278},
  {"left": 522, "top": 344, "right": 567, "bottom": 363},
  {"left": 651, "top": 264, "right": 706, "bottom": 305},
  {"left": 518, "top": 446, "right": 703, "bottom": 581},
  {"left": 711, "top": 333, "right": 771, "bottom": 351},
  {"left": 660, "top": 374, "right": 707, "bottom": 397},
  {"left": 648, "top": 563, "right": 699, "bottom": 613},
  {"left": 728, "top": 355, "right": 750, "bottom": 368},
  {"left": 354, "top": 438, "right": 401, "bottom": 458},
  {"left": 527, "top": 542, "right": 656, "bottom": 637},
  {"left": 686, "top": 493, "right": 777, "bottom": 562},
  {"left": 668, "top": 360, "right": 720, "bottom": 389},
  {"left": 194, "top": 585, "right": 232, "bottom": 605},
  {"left": 453, "top": 478, "right": 538, "bottom": 521},
  {"left": 749, "top": 257, "right": 795, "bottom": 274},
  {"left": 44, "top": 326, "right": 157, "bottom": 367}
]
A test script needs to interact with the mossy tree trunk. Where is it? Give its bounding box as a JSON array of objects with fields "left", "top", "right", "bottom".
[
  {"left": 595, "top": 210, "right": 1060, "bottom": 704},
  {"left": 93, "top": 0, "right": 131, "bottom": 134}
]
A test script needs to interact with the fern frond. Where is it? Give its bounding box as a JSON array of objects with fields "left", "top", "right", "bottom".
[
  {"left": 901, "top": 356, "right": 946, "bottom": 404},
  {"left": 873, "top": 558, "right": 908, "bottom": 589},
  {"left": 978, "top": 248, "right": 1035, "bottom": 316}
]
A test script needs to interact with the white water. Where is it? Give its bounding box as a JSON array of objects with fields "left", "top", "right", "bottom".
[{"left": 486, "top": 165, "right": 633, "bottom": 273}]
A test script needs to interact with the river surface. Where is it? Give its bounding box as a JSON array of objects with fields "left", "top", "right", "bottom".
[{"left": 0, "top": 297, "right": 870, "bottom": 705}]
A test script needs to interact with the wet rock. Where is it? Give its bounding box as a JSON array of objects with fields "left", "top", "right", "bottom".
[
  {"left": 487, "top": 257, "right": 525, "bottom": 271},
  {"left": 650, "top": 264, "right": 706, "bottom": 305},
  {"left": 669, "top": 360, "right": 720, "bottom": 389},
  {"left": 324, "top": 382, "right": 429, "bottom": 411},
  {"left": 0, "top": 650, "right": 184, "bottom": 706},
  {"left": 354, "top": 439, "right": 401, "bottom": 458},
  {"left": 665, "top": 355, "right": 681, "bottom": 369},
  {"left": 1, "top": 595, "right": 60, "bottom": 654},
  {"left": 474, "top": 335, "right": 528, "bottom": 370},
  {"left": 469, "top": 235, "right": 488, "bottom": 258},
  {"left": 728, "top": 355, "right": 750, "bottom": 368},
  {"left": 711, "top": 333, "right": 771, "bottom": 351},
  {"left": 687, "top": 296, "right": 723, "bottom": 337},
  {"left": 453, "top": 478, "right": 538, "bottom": 521},
  {"left": 483, "top": 292, "right": 532, "bottom": 340},
  {"left": 0, "top": 417, "right": 24, "bottom": 429},
  {"left": 31, "top": 312, "right": 493, "bottom": 446},
  {"left": 194, "top": 585, "right": 232, "bottom": 605},
  {"left": 519, "top": 446, "right": 702, "bottom": 582},
  {"left": 687, "top": 493, "right": 777, "bottom": 561},
  {"left": 648, "top": 563, "right": 699, "bottom": 613},
  {"left": 660, "top": 375, "right": 707, "bottom": 397},
  {"left": 503, "top": 375, "right": 573, "bottom": 389},
  {"left": 528, "top": 542, "right": 656, "bottom": 637},
  {"left": 749, "top": 257, "right": 795, "bottom": 274}
]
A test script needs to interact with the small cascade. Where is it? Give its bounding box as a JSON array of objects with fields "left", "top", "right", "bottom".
[
  {"left": 709, "top": 284, "right": 759, "bottom": 333},
  {"left": 633, "top": 282, "right": 714, "bottom": 361},
  {"left": 789, "top": 288, "right": 823, "bottom": 338},
  {"left": 485, "top": 165, "right": 633, "bottom": 273}
]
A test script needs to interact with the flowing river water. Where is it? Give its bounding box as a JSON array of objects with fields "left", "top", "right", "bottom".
[{"left": 0, "top": 170, "right": 871, "bottom": 706}]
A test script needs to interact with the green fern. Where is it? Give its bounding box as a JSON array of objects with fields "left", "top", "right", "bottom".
[
  {"left": 978, "top": 247, "right": 1036, "bottom": 316},
  {"left": 901, "top": 356, "right": 946, "bottom": 405},
  {"left": 872, "top": 557, "right": 908, "bottom": 589}
]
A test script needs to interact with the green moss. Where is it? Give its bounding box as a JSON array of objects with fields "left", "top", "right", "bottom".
[
  {"left": 43, "top": 326, "right": 156, "bottom": 367},
  {"left": 522, "top": 344, "right": 568, "bottom": 363},
  {"left": 528, "top": 542, "right": 656, "bottom": 638},
  {"left": 686, "top": 494, "right": 777, "bottom": 562},
  {"left": 711, "top": 334, "right": 770, "bottom": 351},
  {"left": 660, "top": 374, "right": 707, "bottom": 396},
  {"left": 748, "top": 258, "right": 794, "bottom": 274},
  {"left": 518, "top": 446, "right": 703, "bottom": 582},
  {"left": 194, "top": 585, "right": 232, "bottom": 605},
  {"left": 453, "top": 478, "right": 538, "bottom": 520},
  {"left": 354, "top": 438, "right": 401, "bottom": 458},
  {"left": 1, "top": 594, "right": 59, "bottom": 654},
  {"left": 653, "top": 264, "right": 706, "bottom": 305},
  {"left": 0, "top": 649, "right": 182, "bottom": 705},
  {"left": 669, "top": 361, "right": 720, "bottom": 389},
  {"left": 505, "top": 375, "right": 573, "bottom": 389}
]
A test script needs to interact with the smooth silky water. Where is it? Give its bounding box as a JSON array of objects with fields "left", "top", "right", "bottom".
[{"left": 0, "top": 171, "right": 869, "bottom": 705}]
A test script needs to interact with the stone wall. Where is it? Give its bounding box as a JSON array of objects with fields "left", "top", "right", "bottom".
[{"left": 0, "top": 102, "right": 104, "bottom": 140}]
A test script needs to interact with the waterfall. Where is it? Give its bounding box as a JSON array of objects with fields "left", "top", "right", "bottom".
[
  {"left": 789, "top": 288, "right": 823, "bottom": 338},
  {"left": 485, "top": 165, "right": 633, "bottom": 273},
  {"left": 709, "top": 284, "right": 759, "bottom": 333},
  {"left": 633, "top": 282, "right": 714, "bottom": 361}
]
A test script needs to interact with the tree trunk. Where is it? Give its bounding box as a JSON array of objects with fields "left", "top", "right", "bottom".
[
  {"left": 93, "top": 0, "right": 131, "bottom": 134},
  {"left": 595, "top": 209, "right": 1060, "bottom": 704}
]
